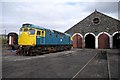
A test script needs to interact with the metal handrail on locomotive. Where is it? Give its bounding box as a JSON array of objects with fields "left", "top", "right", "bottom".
[{"left": 17, "top": 23, "right": 73, "bottom": 55}]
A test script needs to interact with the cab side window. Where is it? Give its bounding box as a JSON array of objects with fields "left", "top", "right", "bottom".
[
  {"left": 29, "top": 29, "right": 35, "bottom": 35},
  {"left": 42, "top": 31, "right": 44, "bottom": 36},
  {"left": 50, "top": 32, "right": 52, "bottom": 36},
  {"left": 37, "top": 31, "right": 41, "bottom": 35}
]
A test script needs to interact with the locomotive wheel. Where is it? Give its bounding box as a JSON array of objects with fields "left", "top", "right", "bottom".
[
  {"left": 22, "top": 48, "right": 27, "bottom": 56},
  {"left": 18, "top": 47, "right": 23, "bottom": 56},
  {"left": 22, "top": 46, "right": 32, "bottom": 56}
]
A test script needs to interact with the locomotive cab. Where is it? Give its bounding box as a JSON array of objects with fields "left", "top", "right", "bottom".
[
  {"left": 18, "top": 24, "right": 45, "bottom": 47},
  {"left": 18, "top": 28, "right": 36, "bottom": 46}
]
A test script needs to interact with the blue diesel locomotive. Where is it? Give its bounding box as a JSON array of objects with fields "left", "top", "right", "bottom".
[{"left": 17, "top": 23, "right": 72, "bottom": 55}]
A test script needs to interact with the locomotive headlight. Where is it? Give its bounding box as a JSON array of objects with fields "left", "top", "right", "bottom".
[
  {"left": 71, "top": 36, "right": 73, "bottom": 41},
  {"left": 29, "top": 31, "right": 31, "bottom": 34}
]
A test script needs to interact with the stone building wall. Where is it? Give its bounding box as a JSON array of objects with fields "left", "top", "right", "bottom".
[{"left": 65, "top": 11, "right": 120, "bottom": 49}]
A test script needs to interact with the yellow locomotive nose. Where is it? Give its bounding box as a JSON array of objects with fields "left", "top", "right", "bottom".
[{"left": 18, "top": 28, "right": 36, "bottom": 46}]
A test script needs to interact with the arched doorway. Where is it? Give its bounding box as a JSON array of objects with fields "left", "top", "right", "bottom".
[
  {"left": 85, "top": 34, "right": 95, "bottom": 48},
  {"left": 98, "top": 33, "right": 110, "bottom": 49},
  {"left": 113, "top": 33, "right": 120, "bottom": 49},
  {"left": 72, "top": 33, "right": 82, "bottom": 48}
]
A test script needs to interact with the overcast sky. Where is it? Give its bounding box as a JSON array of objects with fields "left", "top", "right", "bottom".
[{"left": 1, "top": 0, "right": 120, "bottom": 34}]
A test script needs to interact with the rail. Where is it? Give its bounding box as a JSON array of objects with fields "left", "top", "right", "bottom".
[{"left": 71, "top": 52, "right": 98, "bottom": 80}]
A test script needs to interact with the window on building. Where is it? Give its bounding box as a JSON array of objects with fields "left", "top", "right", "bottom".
[{"left": 93, "top": 18, "right": 100, "bottom": 24}]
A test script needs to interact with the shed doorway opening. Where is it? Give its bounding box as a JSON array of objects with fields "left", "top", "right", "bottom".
[
  {"left": 113, "top": 33, "right": 120, "bottom": 49},
  {"left": 73, "top": 34, "right": 82, "bottom": 48},
  {"left": 85, "top": 34, "right": 95, "bottom": 48},
  {"left": 98, "top": 33, "right": 110, "bottom": 49}
]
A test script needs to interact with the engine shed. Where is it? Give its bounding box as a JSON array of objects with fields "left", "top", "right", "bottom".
[{"left": 65, "top": 10, "right": 120, "bottom": 49}]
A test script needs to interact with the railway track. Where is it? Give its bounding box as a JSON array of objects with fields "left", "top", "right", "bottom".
[
  {"left": 71, "top": 50, "right": 112, "bottom": 80},
  {"left": 107, "top": 52, "right": 111, "bottom": 80}
]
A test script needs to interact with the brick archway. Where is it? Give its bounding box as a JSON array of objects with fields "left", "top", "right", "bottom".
[
  {"left": 72, "top": 33, "right": 83, "bottom": 48},
  {"left": 85, "top": 34, "right": 95, "bottom": 48},
  {"left": 98, "top": 33, "right": 110, "bottom": 49}
]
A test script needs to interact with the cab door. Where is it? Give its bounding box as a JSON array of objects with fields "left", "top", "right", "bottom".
[
  {"left": 36, "top": 31, "right": 41, "bottom": 45},
  {"left": 40, "top": 31, "right": 45, "bottom": 44},
  {"left": 36, "top": 30, "right": 45, "bottom": 45}
]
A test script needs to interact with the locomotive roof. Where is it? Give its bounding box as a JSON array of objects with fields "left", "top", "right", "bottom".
[
  {"left": 22, "top": 23, "right": 46, "bottom": 30},
  {"left": 53, "top": 30, "right": 71, "bottom": 36},
  {"left": 22, "top": 23, "right": 71, "bottom": 36}
]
